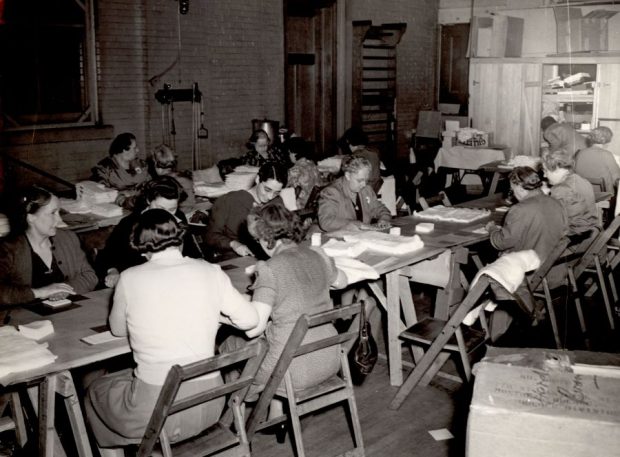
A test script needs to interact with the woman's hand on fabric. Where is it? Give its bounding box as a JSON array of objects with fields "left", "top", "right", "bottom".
[
  {"left": 104, "top": 268, "right": 121, "bottom": 288},
  {"left": 375, "top": 220, "right": 392, "bottom": 230},
  {"left": 230, "top": 241, "right": 253, "bottom": 257},
  {"left": 33, "top": 283, "right": 75, "bottom": 300},
  {"left": 485, "top": 221, "right": 498, "bottom": 233}
]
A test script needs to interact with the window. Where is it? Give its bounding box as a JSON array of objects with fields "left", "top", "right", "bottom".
[{"left": 0, "top": 0, "right": 98, "bottom": 129}]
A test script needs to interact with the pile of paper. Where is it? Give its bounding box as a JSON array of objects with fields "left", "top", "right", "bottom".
[
  {"left": 225, "top": 167, "right": 258, "bottom": 191},
  {"left": 76, "top": 181, "right": 118, "bottom": 204},
  {"left": 0, "top": 327, "right": 57, "bottom": 382},
  {"left": 18, "top": 320, "right": 54, "bottom": 340},
  {"left": 194, "top": 181, "right": 229, "bottom": 198},
  {"left": 59, "top": 198, "right": 92, "bottom": 214}
]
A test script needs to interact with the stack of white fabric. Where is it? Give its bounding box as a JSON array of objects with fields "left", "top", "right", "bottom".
[
  {"left": 343, "top": 231, "right": 425, "bottom": 256},
  {"left": 225, "top": 166, "right": 258, "bottom": 191},
  {"left": 75, "top": 181, "right": 118, "bottom": 204},
  {"left": 0, "top": 327, "right": 57, "bottom": 383},
  {"left": 59, "top": 198, "right": 92, "bottom": 214},
  {"left": 89, "top": 203, "right": 123, "bottom": 218}
]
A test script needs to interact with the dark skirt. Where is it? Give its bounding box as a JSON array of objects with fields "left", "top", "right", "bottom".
[{"left": 85, "top": 368, "right": 225, "bottom": 448}]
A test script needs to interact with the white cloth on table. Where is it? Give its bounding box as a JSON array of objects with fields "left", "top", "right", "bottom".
[
  {"left": 342, "top": 231, "right": 425, "bottom": 256},
  {"left": 434, "top": 146, "right": 508, "bottom": 186},
  {"left": 321, "top": 238, "right": 367, "bottom": 258},
  {"left": 332, "top": 256, "right": 379, "bottom": 285},
  {"left": 464, "top": 250, "right": 541, "bottom": 325},
  {"left": 0, "top": 326, "right": 57, "bottom": 382}
]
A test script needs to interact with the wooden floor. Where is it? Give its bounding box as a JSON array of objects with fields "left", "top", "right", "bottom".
[{"left": 251, "top": 356, "right": 469, "bottom": 457}]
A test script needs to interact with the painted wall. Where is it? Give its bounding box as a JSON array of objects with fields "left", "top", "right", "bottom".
[{"left": 439, "top": 0, "right": 620, "bottom": 57}]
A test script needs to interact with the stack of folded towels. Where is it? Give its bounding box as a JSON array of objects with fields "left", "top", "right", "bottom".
[{"left": 0, "top": 326, "right": 57, "bottom": 383}]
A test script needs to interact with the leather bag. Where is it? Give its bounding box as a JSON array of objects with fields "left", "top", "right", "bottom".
[{"left": 349, "top": 299, "right": 378, "bottom": 385}]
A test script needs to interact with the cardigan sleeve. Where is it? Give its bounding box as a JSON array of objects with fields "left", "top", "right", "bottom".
[
  {"left": 0, "top": 238, "right": 35, "bottom": 305},
  {"left": 317, "top": 185, "right": 353, "bottom": 232},
  {"left": 54, "top": 230, "right": 98, "bottom": 294},
  {"left": 488, "top": 206, "right": 523, "bottom": 252}
]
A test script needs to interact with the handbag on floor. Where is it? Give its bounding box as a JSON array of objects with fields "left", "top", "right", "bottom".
[{"left": 349, "top": 299, "right": 378, "bottom": 385}]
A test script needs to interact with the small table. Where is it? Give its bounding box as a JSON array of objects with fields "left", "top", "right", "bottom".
[{"left": 434, "top": 146, "right": 511, "bottom": 193}]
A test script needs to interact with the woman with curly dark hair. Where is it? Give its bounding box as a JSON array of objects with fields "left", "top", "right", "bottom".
[{"left": 222, "top": 201, "right": 346, "bottom": 436}]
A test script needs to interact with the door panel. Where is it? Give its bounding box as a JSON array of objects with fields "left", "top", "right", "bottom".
[{"left": 440, "top": 24, "right": 470, "bottom": 115}]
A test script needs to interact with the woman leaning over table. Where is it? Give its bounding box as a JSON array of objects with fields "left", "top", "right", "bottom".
[
  {"left": 221, "top": 201, "right": 347, "bottom": 435},
  {"left": 0, "top": 186, "right": 98, "bottom": 305},
  {"left": 96, "top": 175, "right": 203, "bottom": 288},
  {"left": 542, "top": 147, "right": 600, "bottom": 253},
  {"left": 574, "top": 126, "right": 620, "bottom": 193},
  {"left": 486, "top": 166, "right": 568, "bottom": 263},
  {"left": 85, "top": 209, "right": 259, "bottom": 455},
  {"left": 205, "top": 161, "right": 288, "bottom": 260},
  {"left": 317, "top": 155, "right": 391, "bottom": 232},
  {"left": 91, "top": 132, "right": 150, "bottom": 208}
]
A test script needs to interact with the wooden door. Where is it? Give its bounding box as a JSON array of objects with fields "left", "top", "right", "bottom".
[
  {"left": 469, "top": 62, "right": 541, "bottom": 156},
  {"left": 285, "top": 1, "right": 336, "bottom": 157},
  {"left": 596, "top": 64, "right": 620, "bottom": 157},
  {"left": 439, "top": 24, "right": 470, "bottom": 115}
]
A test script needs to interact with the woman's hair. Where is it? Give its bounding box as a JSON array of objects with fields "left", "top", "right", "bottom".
[
  {"left": 135, "top": 175, "right": 186, "bottom": 211},
  {"left": 542, "top": 147, "right": 574, "bottom": 171},
  {"left": 130, "top": 208, "right": 186, "bottom": 254},
  {"left": 248, "top": 200, "right": 305, "bottom": 250},
  {"left": 109, "top": 132, "right": 136, "bottom": 157},
  {"left": 541, "top": 116, "right": 557, "bottom": 132},
  {"left": 249, "top": 129, "right": 271, "bottom": 145},
  {"left": 588, "top": 126, "right": 613, "bottom": 145},
  {"left": 509, "top": 166, "right": 542, "bottom": 190},
  {"left": 147, "top": 144, "right": 177, "bottom": 176},
  {"left": 257, "top": 161, "right": 288, "bottom": 187},
  {"left": 341, "top": 126, "right": 369, "bottom": 148},
  {"left": 341, "top": 155, "right": 371, "bottom": 174},
  {"left": 10, "top": 186, "right": 54, "bottom": 234}
]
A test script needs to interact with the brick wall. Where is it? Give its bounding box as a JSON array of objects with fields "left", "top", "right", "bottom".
[{"left": 350, "top": 0, "right": 439, "bottom": 159}]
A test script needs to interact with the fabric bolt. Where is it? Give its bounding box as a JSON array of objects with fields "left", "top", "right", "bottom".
[
  {"left": 0, "top": 230, "right": 98, "bottom": 305},
  {"left": 318, "top": 176, "right": 391, "bottom": 232}
]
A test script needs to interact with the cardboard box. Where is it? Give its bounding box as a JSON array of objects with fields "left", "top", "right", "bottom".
[
  {"left": 467, "top": 350, "right": 620, "bottom": 457},
  {"left": 471, "top": 16, "right": 524, "bottom": 57},
  {"left": 554, "top": 7, "right": 618, "bottom": 53}
]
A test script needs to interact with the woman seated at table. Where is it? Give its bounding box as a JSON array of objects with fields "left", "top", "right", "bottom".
[
  {"left": 486, "top": 166, "right": 568, "bottom": 262},
  {"left": 338, "top": 126, "right": 383, "bottom": 193},
  {"left": 574, "top": 126, "right": 620, "bottom": 193},
  {"left": 239, "top": 129, "right": 291, "bottom": 168},
  {"left": 317, "top": 155, "right": 391, "bottom": 232},
  {"left": 542, "top": 147, "right": 600, "bottom": 253},
  {"left": 92, "top": 132, "right": 150, "bottom": 207},
  {"left": 205, "top": 161, "right": 287, "bottom": 260},
  {"left": 0, "top": 186, "right": 98, "bottom": 305},
  {"left": 96, "top": 175, "right": 203, "bottom": 288},
  {"left": 146, "top": 143, "right": 196, "bottom": 211},
  {"left": 85, "top": 209, "right": 259, "bottom": 455},
  {"left": 221, "top": 201, "right": 347, "bottom": 433}
]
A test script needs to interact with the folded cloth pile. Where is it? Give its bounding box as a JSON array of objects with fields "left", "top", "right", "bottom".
[
  {"left": 322, "top": 238, "right": 367, "bottom": 258},
  {"left": 342, "top": 231, "right": 425, "bottom": 256},
  {"left": 194, "top": 181, "right": 229, "bottom": 198},
  {"left": 89, "top": 202, "right": 123, "bottom": 218},
  {"left": 225, "top": 170, "right": 257, "bottom": 191},
  {"left": 464, "top": 250, "right": 541, "bottom": 325},
  {"left": 332, "top": 256, "right": 379, "bottom": 285},
  {"left": 0, "top": 326, "right": 57, "bottom": 383}
]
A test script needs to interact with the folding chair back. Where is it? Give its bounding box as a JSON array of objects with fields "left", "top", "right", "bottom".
[
  {"left": 137, "top": 340, "right": 267, "bottom": 457},
  {"left": 390, "top": 275, "right": 494, "bottom": 410},
  {"left": 418, "top": 191, "right": 452, "bottom": 210},
  {"left": 247, "top": 303, "right": 365, "bottom": 457}
]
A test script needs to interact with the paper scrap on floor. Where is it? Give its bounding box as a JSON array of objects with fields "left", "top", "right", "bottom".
[{"left": 428, "top": 429, "right": 454, "bottom": 441}]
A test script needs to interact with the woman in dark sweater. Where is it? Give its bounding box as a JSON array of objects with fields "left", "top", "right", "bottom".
[{"left": 96, "top": 175, "right": 203, "bottom": 288}]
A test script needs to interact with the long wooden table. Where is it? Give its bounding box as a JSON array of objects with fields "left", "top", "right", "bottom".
[{"left": 1, "top": 255, "right": 256, "bottom": 457}]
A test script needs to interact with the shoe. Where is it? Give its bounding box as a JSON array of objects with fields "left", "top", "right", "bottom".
[{"left": 261, "top": 423, "right": 287, "bottom": 444}]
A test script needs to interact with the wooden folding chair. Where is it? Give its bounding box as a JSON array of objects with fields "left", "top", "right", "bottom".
[
  {"left": 136, "top": 340, "right": 267, "bottom": 457},
  {"left": 246, "top": 303, "right": 365, "bottom": 457},
  {"left": 389, "top": 275, "right": 494, "bottom": 410},
  {"left": 418, "top": 190, "right": 451, "bottom": 210}
]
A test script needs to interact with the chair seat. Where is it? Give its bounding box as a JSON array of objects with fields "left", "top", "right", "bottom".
[
  {"left": 400, "top": 317, "right": 486, "bottom": 353},
  {"left": 276, "top": 375, "right": 347, "bottom": 404},
  {"left": 171, "top": 424, "right": 242, "bottom": 457}
]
